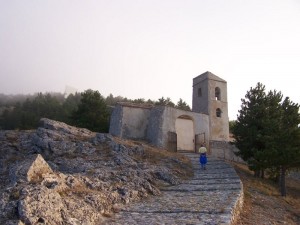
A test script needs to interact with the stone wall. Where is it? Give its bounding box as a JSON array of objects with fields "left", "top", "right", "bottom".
[
  {"left": 230, "top": 182, "right": 244, "bottom": 225},
  {"left": 109, "top": 103, "right": 152, "bottom": 140},
  {"left": 192, "top": 76, "right": 209, "bottom": 114},
  {"left": 160, "top": 107, "right": 210, "bottom": 150},
  {"left": 210, "top": 141, "right": 245, "bottom": 164},
  {"left": 110, "top": 104, "right": 210, "bottom": 151},
  {"left": 146, "top": 106, "right": 165, "bottom": 147},
  {"left": 121, "top": 106, "right": 151, "bottom": 140},
  {"left": 109, "top": 104, "right": 123, "bottom": 137}
]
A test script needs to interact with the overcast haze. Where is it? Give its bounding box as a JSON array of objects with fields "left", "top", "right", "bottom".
[{"left": 1, "top": 0, "right": 300, "bottom": 120}]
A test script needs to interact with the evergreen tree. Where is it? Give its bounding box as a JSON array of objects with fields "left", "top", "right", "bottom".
[
  {"left": 1, "top": 93, "right": 64, "bottom": 129},
  {"left": 71, "top": 89, "right": 110, "bottom": 132},
  {"left": 1, "top": 103, "right": 22, "bottom": 129},
  {"left": 146, "top": 99, "right": 155, "bottom": 104},
  {"left": 233, "top": 83, "right": 269, "bottom": 177},
  {"left": 258, "top": 90, "right": 283, "bottom": 178},
  {"left": 132, "top": 98, "right": 146, "bottom": 104},
  {"left": 62, "top": 93, "right": 82, "bottom": 124},
  {"left": 271, "top": 97, "right": 300, "bottom": 196},
  {"left": 105, "top": 94, "right": 127, "bottom": 106},
  {"left": 155, "top": 97, "right": 175, "bottom": 107},
  {"left": 233, "top": 83, "right": 300, "bottom": 196},
  {"left": 229, "top": 120, "right": 236, "bottom": 134},
  {"left": 176, "top": 98, "right": 191, "bottom": 111}
]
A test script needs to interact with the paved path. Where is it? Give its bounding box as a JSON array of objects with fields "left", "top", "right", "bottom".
[{"left": 103, "top": 152, "right": 243, "bottom": 225}]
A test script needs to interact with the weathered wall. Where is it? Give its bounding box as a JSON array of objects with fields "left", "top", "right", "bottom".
[
  {"left": 121, "top": 107, "right": 151, "bottom": 140},
  {"left": 210, "top": 141, "right": 245, "bottom": 163},
  {"left": 109, "top": 105, "right": 123, "bottom": 137},
  {"left": 208, "top": 79, "right": 229, "bottom": 142},
  {"left": 227, "top": 144, "right": 245, "bottom": 163},
  {"left": 160, "top": 107, "right": 210, "bottom": 151},
  {"left": 192, "top": 76, "right": 209, "bottom": 114},
  {"left": 109, "top": 104, "right": 152, "bottom": 140},
  {"left": 146, "top": 106, "right": 165, "bottom": 147},
  {"left": 192, "top": 72, "right": 229, "bottom": 143}
]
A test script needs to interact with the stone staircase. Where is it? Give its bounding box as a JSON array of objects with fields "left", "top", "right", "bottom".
[{"left": 103, "top": 152, "right": 243, "bottom": 225}]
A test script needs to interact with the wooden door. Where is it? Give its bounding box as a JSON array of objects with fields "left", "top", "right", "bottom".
[{"left": 167, "top": 131, "right": 177, "bottom": 152}]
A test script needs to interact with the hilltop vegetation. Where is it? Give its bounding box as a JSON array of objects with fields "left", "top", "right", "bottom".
[{"left": 0, "top": 90, "right": 191, "bottom": 131}]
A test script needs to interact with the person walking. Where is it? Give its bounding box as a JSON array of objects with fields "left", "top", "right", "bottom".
[{"left": 198, "top": 143, "right": 207, "bottom": 170}]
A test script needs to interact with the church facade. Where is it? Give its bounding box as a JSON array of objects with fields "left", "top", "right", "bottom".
[{"left": 109, "top": 71, "right": 229, "bottom": 157}]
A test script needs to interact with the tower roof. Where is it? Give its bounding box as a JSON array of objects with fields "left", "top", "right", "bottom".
[{"left": 193, "top": 71, "right": 226, "bottom": 85}]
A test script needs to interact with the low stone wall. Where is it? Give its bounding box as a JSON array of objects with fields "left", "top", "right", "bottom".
[
  {"left": 230, "top": 182, "right": 244, "bottom": 224},
  {"left": 210, "top": 141, "right": 245, "bottom": 164}
]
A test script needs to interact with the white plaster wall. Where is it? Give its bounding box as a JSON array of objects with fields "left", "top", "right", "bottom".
[
  {"left": 121, "top": 107, "right": 151, "bottom": 139},
  {"left": 175, "top": 118, "right": 194, "bottom": 151}
]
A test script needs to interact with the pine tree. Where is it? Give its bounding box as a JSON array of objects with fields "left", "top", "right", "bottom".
[
  {"left": 176, "top": 98, "right": 191, "bottom": 111},
  {"left": 272, "top": 97, "right": 300, "bottom": 196},
  {"left": 233, "top": 83, "right": 268, "bottom": 177},
  {"left": 233, "top": 83, "right": 300, "bottom": 196},
  {"left": 71, "top": 89, "right": 110, "bottom": 132}
]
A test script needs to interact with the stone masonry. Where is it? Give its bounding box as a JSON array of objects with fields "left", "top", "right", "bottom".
[{"left": 103, "top": 152, "right": 244, "bottom": 225}]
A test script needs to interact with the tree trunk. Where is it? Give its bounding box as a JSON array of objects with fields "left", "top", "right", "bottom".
[
  {"left": 260, "top": 169, "right": 265, "bottom": 179},
  {"left": 279, "top": 166, "right": 287, "bottom": 197}
]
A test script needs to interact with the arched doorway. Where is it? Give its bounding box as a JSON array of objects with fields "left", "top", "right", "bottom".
[{"left": 175, "top": 115, "right": 195, "bottom": 151}]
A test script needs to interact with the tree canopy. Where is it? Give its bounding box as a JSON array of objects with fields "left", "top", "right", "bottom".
[
  {"left": 233, "top": 82, "right": 300, "bottom": 196},
  {"left": 71, "top": 89, "right": 110, "bottom": 133},
  {"left": 0, "top": 91, "right": 192, "bottom": 131}
]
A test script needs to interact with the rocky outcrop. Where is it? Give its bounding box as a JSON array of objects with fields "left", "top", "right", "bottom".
[
  {"left": 9, "top": 154, "right": 53, "bottom": 184},
  {"left": 0, "top": 118, "right": 192, "bottom": 224}
]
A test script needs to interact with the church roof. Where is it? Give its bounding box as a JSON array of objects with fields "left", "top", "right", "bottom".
[
  {"left": 193, "top": 71, "right": 226, "bottom": 85},
  {"left": 117, "top": 102, "right": 154, "bottom": 109}
]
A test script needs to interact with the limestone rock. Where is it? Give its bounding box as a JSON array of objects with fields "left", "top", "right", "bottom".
[
  {"left": 9, "top": 154, "right": 53, "bottom": 184},
  {"left": 0, "top": 118, "right": 190, "bottom": 224},
  {"left": 39, "top": 118, "right": 94, "bottom": 138},
  {"left": 4, "top": 220, "right": 25, "bottom": 225},
  {"left": 18, "top": 185, "right": 64, "bottom": 225}
]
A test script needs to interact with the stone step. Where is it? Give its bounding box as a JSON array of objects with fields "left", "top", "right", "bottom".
[{"left": 102, "top": 151, "right": 243, "bottom": 225}]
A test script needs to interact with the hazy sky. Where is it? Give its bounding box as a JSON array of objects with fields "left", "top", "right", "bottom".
[{"left": 1, "top": 0, "right": 300, "bottom": 120}]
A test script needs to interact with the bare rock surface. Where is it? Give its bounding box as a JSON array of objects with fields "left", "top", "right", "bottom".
[{"left": 0, "top": 118, "right": 191, "bottom": 225}]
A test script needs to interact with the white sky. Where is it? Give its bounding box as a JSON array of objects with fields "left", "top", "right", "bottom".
[{"left": 1, "top": 0, "right": 300, "bottom": 120}]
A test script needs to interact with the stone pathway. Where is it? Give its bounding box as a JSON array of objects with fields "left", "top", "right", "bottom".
[{"left": 103, "top": 152, "right": 243, "bottom": 225}]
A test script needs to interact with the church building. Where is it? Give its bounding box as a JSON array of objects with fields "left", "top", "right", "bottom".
[{"left": 109, "top": 71, "right": 229, "bottom": 157}]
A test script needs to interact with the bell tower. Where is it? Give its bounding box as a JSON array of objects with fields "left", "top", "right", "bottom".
[{"left": 192, "top": 71, "right": 229, "bottom": 142}]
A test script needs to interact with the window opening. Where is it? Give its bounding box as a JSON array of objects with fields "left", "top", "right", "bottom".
[
  {"left": 216, "top": 108, "right": 222, "bottom": 117},
  {"left": 198, "top": 88, "right": 202, "bottom": 97},
  {"left": 215, "top": 87, "right": 221, "bottom": 100}
]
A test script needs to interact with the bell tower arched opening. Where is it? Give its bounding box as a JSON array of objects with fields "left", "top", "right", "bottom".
[{"left": 215, "top": 87, "right": 221, "bottom": 100}]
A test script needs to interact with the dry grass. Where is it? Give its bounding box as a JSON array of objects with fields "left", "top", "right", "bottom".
[
  {"left": 113, "top": 137, "right": 194, "bottom": 180},
  {"left": 57, "top": 182, "right": 98, "bottom": 198},
  {"left": 231, "top": 162, "right": 300, "bottom": 225}
]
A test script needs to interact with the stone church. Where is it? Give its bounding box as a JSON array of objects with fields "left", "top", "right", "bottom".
[{"left": 109, "top": 71, "right": 230, "bottom": 157}]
